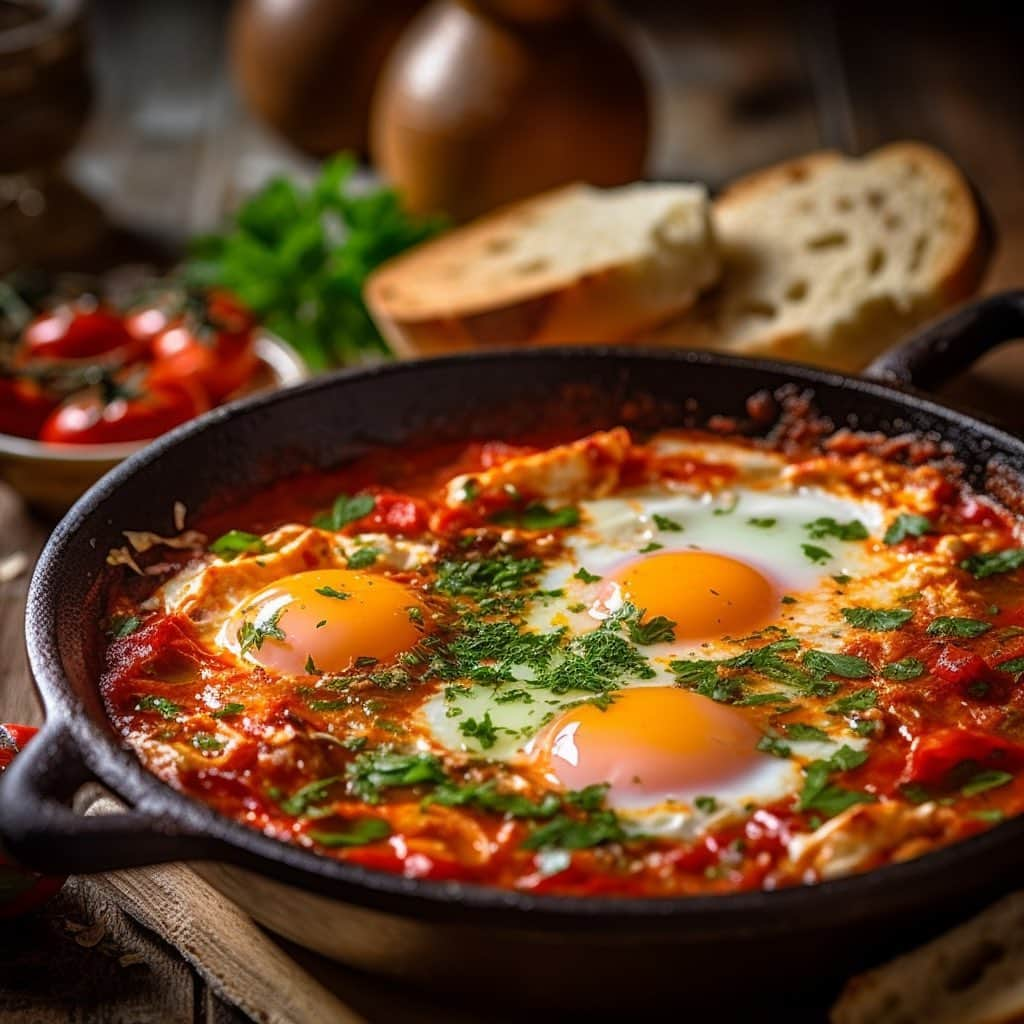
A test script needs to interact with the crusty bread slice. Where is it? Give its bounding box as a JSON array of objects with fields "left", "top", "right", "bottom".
[
  {"left": 644, "top": 142, "right": 991, "bottom": 370},
  {"left": 832, "top": 891, "right": 1024, "bottom": 1024},
  {"left": 364, "top": 182, "right": 719, "bottom": 355}
]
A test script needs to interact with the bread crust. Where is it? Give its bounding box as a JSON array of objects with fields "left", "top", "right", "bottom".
[
  {"left": 365, "top": 182, "right": 718, "bottom": 354},
  {"left": 647, "top": 141, "right": 992, "bottom": 370}
]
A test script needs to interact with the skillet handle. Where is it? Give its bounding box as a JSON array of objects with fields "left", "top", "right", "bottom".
[
  {"left": 0, "top": 719, "right": 211, "bottom": 874},
  {"left": 863, "top": 291, "right": 1024, "bottom": 391}
]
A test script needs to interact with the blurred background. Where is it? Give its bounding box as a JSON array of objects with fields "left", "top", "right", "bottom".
[{"left": 3, "top": 0, "right": 1020, "bottom": 277}]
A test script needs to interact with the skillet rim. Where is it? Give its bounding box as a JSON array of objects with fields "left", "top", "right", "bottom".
[{"left": 24, "top": 345, "right": 1024, "bottom": 926}]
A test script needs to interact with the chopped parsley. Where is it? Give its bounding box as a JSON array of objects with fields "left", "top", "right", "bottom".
[
  {"left": 653, "top": 513, "right": 684, "bottom": 532},
  {"left": 314, "top": 585, "right": 350, "bottom": 600},
  {"left": 435, "top": 555, "right": 542, "bottom": 598},
  {"left": 783, "top": 723, "right": 829, "bottom": 742},
  {"left": 280, "top": 775, "right": 342, "bottom": 816},
  {"left": 346, "top": 750, "right": 446, "bottom": 803},
  {"left": 521, "top": 809, "right": 626, "bottom": 852},
  {"left": 135, "top": 695, "right": 180, "bottom": 720},
  {"left": 305, "top": 654, "right": 322, "bottom": 676},
  {"left": 841, "top": 606, "right": 913, "bottom": 631},
  {"left": 108, "top": 614, "right": 142, "bottom": 638},
  {"left": 459, "top": 712, "right": 499, "bottom": 750},
  {"left": 925, "top": 616, "right": 992, "bottom": 638},
  {"left": 496, "top": 502, "right": 580, "bottom": 531},
  {"left": 309, "top": 818, "right": 391, "bottom": 847},
  {"left": 211, "top": 702, "right": 245, "bottom": 719},
  {"left": 639, "top": 542, "right": 664, "bottom": 553},
  {"left": 883, "top": 514, "right": 932, "bottom": 545},
  {"left": 972, "top": 808, "right": 1007, "bottom": 824},
  {"left": 346, "top": 547, "right": 379, "bottom": 569},
  {"left": 798, "top": 746, "right": 874, "bottom": 818},
  {"left": 801, "top": 543, "right": 832, "bottom": 564},
  {"left": 695, "top": 795, "right": 718, "bottom": 813},
  {"left": 997, "top": 655, "right": 1024, "bottom": 677},
  {"left": 747, "top": 517, "right": 776, "bottom": 529},
  {"left": 237, "top": 608, "right": 287, "bottom": 655},
  {"left": 961, "top": 548, "right": 1024, "bottom": 579},
  {"left": 802, "top": 649, "right": 873, "bottom": 679},
  {"left": 574, "top": 567, "right": 602, "bottom": 583},
  {"left": 209, "top": 529, "right": 270, "bottom": 560},
  {"left": 826, "top": 688, "right": 877, "bottom": 714},
  {"left": 832, "top": 574, "right": 852, "bottom": 585},
  {"left": 882, "top": 657, "right": 925, "bottom": 681},
  {"left": 757, "top": 734, "right": 791, "bottom": 758},
  {"left": 191, "top": 732, "right": 225, "bottom": 752},
  {"left": 314, "top": 493, "right": 376, "bottom": 531},
  {"left": 961, "top": 769, "right": 1014, "bottom": 797},
  {"left": 804, "top": 517, "right": 869, "bottom": 542},
  {"left": 426, "top": 780, "right": 560, "bottom": 819},
  {"left": 606, "top": 601, "right": 676, "bottom": 645}
]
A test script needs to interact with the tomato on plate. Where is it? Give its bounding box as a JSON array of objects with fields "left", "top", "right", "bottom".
[
  {"left": 0, "top": 724, "right": 66, "bottom": 917},
  {"left": 149, "top": 291, "right": 258, "bottom": 403},
  {"left": 0, "top": 376, "right": 60, "bottom": 438},
  {"left": 39, "top": 372, "right": 209, "bottom": 445},
  {"left": 22, "top": 303, "right": 139, "bottom": 363}
]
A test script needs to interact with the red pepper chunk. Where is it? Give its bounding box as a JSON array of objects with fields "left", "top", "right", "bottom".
[
  {"left": 0, "top": 725, "right": 66, "bottom": 917},
  {"left": 931, "top": 644, "right": 990, "bottom": 688},
  {"left": 359, "top": 492, "right": 431, "bottom": 536},
  {"left": 902, "top": 727, "right": 1024, "bottom": 786}
]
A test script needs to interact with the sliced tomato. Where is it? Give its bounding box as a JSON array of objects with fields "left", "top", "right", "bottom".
[
  {"left": 0, "top": 376, "right": 59, "bottom": 438},
  {"left": 22, "top": 304, "right": 138, "bottom": 363},
  {"left": 357, "top": 491, "right": 431, "bottom": 535},
  {"left": 39, "top": 373, "right": 208, "bottom": 445},
  {"left": 901, "top": 726, "right": 1024, "bottom": 786},
  {"left": 0, "top": 724, "right": 66, "bottom": 917},
  {"left": 931, "top": 644, "right": 991, "bottom": 688},
  {"left": 149, "top": 291, "right": 257, "bottom": 403}
]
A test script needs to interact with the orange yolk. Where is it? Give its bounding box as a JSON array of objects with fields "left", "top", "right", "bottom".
[
  {"left": 230, "top": 569, "right": 424, "bottom": 675},
  {"left": 605, "top": 550, "right": 777, "bottom": 640},
  {"left": 537, "top": 687, "right": 776, "bottom": 807}
]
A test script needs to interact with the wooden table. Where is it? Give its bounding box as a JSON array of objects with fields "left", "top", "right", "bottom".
[{"left": 2, "top": 2, "right": 1023, "bottom": 1021}]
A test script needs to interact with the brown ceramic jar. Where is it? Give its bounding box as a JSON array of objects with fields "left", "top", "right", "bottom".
[{"left": 370, "top": 0, "right": 650, "bottom": 220}]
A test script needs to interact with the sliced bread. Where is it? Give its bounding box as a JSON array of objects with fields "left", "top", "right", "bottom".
[
  {"left": 364, "top": 182, "right": 720, "bottom": 355},
  {"left": 832, "top": 891, "right": 1024, "bottom": 1024},
  {"left": 644, "top": 141, "right": 991, "bottom": 370}
]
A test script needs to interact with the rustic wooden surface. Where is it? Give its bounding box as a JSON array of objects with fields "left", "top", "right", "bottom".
[{"left": 1, "top": 1, "right": 1022, "bottom": 1021}]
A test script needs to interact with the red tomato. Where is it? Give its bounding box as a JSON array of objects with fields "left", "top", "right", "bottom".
[
  {"left": 22, "top": 304, "right": 138, "bottom": 362},
  {"left": 39, "top": 374, "right": 208, "bottom": 445},
  {"left": 931, "top": 644, "right": 991, "bottom": 688},
  {"left": 360, "top": 492, "right": 431, "bottom": 535},
  {"left": 0, "top": 724, "right": 66, "bottom": 918},
  {"left": 901, "top": 727, "right": 1024, "bottom": 786},
  {"left": 0, "top": 376, "right": 59, "bottom": 438},
  {"left": 149, "top": 292, "right": 257, "bottom": 403}
]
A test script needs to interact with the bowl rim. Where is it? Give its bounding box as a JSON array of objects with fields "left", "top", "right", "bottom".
[{"left": 0, "top": 330, "right": 308, "bottom": 462}]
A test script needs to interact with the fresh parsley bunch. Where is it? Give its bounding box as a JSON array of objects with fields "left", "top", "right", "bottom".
[{"left": 186, "top": 155, "right": 445, "bottom": 369}]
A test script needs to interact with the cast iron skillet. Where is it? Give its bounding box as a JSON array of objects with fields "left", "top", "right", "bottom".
[{"left": 3, "top": 292, "right": 1024, "bottom": 1011}]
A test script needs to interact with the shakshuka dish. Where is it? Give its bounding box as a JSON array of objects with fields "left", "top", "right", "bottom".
[{"left": 100, "top": 425, "right": 1024, "bottom": 896}]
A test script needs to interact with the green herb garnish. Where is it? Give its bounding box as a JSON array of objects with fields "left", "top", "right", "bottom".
[
  {"left": 805, "top": 517, "right": 869, "bottom": 542},
  {"left": 826, "top": 688, "right": 878, "bottom": 714},
  {"left": 802, "top": 544, "right": 832, "bottom": 564},
  {"left": 211, "top": 702, "right": 245, "bottom": 719},
  {"left": 802, "top": 649, "right": 873, "bottom": 679},
  {"left": 237, "top": 608, "right": 287, "bottom": 655},
  {"left": 926, "top": 616, "right": 992, "bottom": 638},
  {"left": 883, "top": 514, "right": 932, "bottom": 545},
  {"left": 209, "top": 530, "right": 270, "bottom": 560},
  {"left": 841, "top": 606, "right": 913, "bottom": 631},
  {"left": 882, "top": 657, "right": 926, "bottom": 681},
  {"left": 314, "top": 493, "right": 376, "bottom": 531},
  {"left": 347, "top": 547, "right": 379, "bottom": 569},
  {"left": 653, "top": 514, "right": 684, "bottom": 532},
  {"left": 309, "top": 818, "right": 391, "bottom": 847},
  {"left": 961, "top": 770, "right": 1014, "bottom": 797},
  {"left": 135, "top": 695, "right": 180, "bottom": 720},
  {"left": 108, "top": 614, "right": 142, "bottom": 638},
  {"left": 961, "top": 548, "right": 1024, "bottom": 579},
  {"left": 186, "top": 154, "right": 445, "bottom": 368}
]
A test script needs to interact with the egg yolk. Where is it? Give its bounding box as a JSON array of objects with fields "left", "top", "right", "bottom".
[
  {"left": 604, "top": 550, "right": 777, "bottom": 640},
  {"left": 537, "top": 687, "right": 775, "bottom": 808},
  {"left": 229, "top": 569, "right": 424, "bottom": 675}
]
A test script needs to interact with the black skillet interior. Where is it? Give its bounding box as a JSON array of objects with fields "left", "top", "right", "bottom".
[{"left": 3, "top": 291, "right": 1024, "bottom": 1007}]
